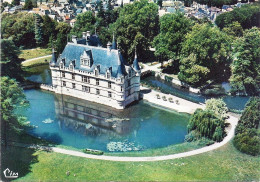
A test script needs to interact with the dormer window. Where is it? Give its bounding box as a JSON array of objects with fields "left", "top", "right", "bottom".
[
  {"left": 94, "top": 65, "right": 100, "bottom": 76},
  {"left": 69, "top": 62, "right": 74, "bottom": 71},
  {"left": 60, "top": 61, "right": 64, "bottom": 69},
  {"left": 106, "top": 67, "right": 112, "bottom": 79},
  {"left": 80, "top": 50, "right": 92, "bottom": 67}
]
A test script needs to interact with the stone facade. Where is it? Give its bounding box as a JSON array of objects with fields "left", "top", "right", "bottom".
[{"left": 49, "top": 32, "right": 141, "bottom": 109}]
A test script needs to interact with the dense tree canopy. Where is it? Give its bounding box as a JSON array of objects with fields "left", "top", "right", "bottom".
[
  {"left": 153, "top": 12, "right": 193, "bottom": 63},
  {"left": 178, "top": 24, "right": 231, "bottom": 87},
  {"left": 70, "top": 11, "right": 96, "bottom": 38},
  {"left": 233, "top": 97, "right": 260, "bottom": 156},
  {"left": 114, "top": 0, "right": 159, "bottom": 63},
  {"left": 216, "top": 3, "right": 260, "bottom": 29},
  {"left": 230, "top": 27, "right": 260, "bottom": 96},
  {"left": 1, "top": 12, "right": 35, "bottom": 48},
  {"left": 55, "top": 22, "right": 71, "bottom": 54},
  {"left": 187, "top": 109, "right": 226, "bottom": 142},
  {"left": 1, "top": 39, "right": 24, "bottom": 80},
  {"left": 1, "top": 77, "right": 28, "bottom": 146}
]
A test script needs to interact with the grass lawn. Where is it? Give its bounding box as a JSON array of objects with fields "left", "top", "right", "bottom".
[
  {"left": 19, "top": 48, "right": 52, "bottom": 60},
  {"left": 13, "top": 142, "right": 259, "bottom": 181}
]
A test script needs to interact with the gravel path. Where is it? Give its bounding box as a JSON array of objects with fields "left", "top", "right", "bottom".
[{"left": 22, "top": 55, "right": 52, "bottom": 64}]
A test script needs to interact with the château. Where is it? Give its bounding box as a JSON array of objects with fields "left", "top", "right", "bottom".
[{"left": 49, "top": 31, "right": 141, "bottom": 109}]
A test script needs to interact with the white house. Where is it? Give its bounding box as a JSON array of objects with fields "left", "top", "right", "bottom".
[{"left": 50, "top": 31, "right": 141, "bottom": 109}]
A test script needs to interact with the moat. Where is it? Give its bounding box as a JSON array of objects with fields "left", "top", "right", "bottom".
[{"left": 19, "top": 89, "right": 190, "bottom": 152}]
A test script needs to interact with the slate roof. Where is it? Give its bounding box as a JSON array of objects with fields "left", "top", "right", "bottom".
[
  {"left": 77, "top": 34, "right": 102, "bottom": 47},
  {"left": 55, "top": 43, "right": 127, "bottom": 78}
]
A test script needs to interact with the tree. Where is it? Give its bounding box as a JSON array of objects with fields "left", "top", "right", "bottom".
[
  {"left": 70, "top": 11, "right": 96, "bottom": 38},
  {"left": 230, "top": 27, "right": 260, "bottom": 96},
  {"left": 187, "top": 109, "right": 226, "bottom": 142},
  {"left": 233, "top": 97, "right": 260, "bottom": 156},
  {"left": 157, "top": 0, "right": 162, "bottom": 8},
  {"left": 12, "top": 0, "right": 20, "bottom": 6},
  {"left": 55, "top": 22, "right": 71, "bottom": 54},
  {"left": 205, "top": 98, "right": 228, "bottom": 120},
  {"left": 215, "top": 4, "right": 260, "bottom": 29},
  {"left": 42, "top": 14, "right": 57, "bottom": 47},
  {"left": 1, "top": 77, "right": 28, "bottom": 147},
  {"left": 23, "top": 0, "right": 34, "bottom": 10},
  {"left": 222, "top": 21, "right": 243, "bottom": 38},
  {"left": 178, "top": 24, "right": 232, "bottom": 87},
  {"left": 153, "top": 12, "right": 193, "bottom": 65},
  {"left": 114, "top": 0, "right": 159, "bottom": 63},
  {"left": 34, "top": 14, "right": 44, "bottom": 47},
  {"left": 1, "top": 12, "right": 35, "bottom": 48},
  {"left": 1, "top": 39, "right": 24, "bottom": 80}
]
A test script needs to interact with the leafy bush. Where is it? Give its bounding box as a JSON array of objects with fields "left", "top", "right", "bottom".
[
  {"left": 197, "top": 137, "right": 215, "bottom": 146},
  {"left": 187, "top": 109, "right": 226, "bottom": 142},
  {"left": 233, "top": 97, "right": 260, "bottom": 156},
  {"left": 83, "top": 149, "right": 104, "bottom": 155},
  {"left": 165, "top": 75, "right": 173, "bottom": 82},
  {"left": 205, "top": 98, "right": 228, "bottom": 120},
  {"left": 233, "top": 129, "right": 260, "bottom": 156}
]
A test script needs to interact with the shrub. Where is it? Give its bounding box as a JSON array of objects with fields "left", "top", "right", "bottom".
[
  {"left": 187, "top": 109, "right": 226, "bottom": 142},
  {"left": 233, "top": 129, "right": 260, "bottom": 156},
  {"left": 233, "top": 97, "right": 260, "bottom": 156},
  {"left": 83, "top": 149, "right": 104, "bottom": 155},
  {"left": 165, "top": 75, "right": 173, "bottom": 82}
]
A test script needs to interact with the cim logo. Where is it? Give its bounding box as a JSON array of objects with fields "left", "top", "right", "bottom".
[{"left": 3, "top": 168, "right": 18, "bottom": 179}]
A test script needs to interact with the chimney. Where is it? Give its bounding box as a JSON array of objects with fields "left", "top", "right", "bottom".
[
  {"left": 82, "top": 32, "right": 87, "bottom": 38},
  {"left": 107, "top": 42, "right": 112, "bottom": 52},
  {"left": 86, "top": 31, "right": 91, "bottom": 38},
  {"left": 71, "top": 35, "right": 77, "bottom": 44}
]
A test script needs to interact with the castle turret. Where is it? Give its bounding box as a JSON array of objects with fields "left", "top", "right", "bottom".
[
  {"left": 112, "top": 33, "right": 117, "bottom": 50},
  {"left": 50, "top": 47, "right": 57, "bottom": 67},
  {"left": 133, "top": 51, "right": 140, "bottom": 72}
]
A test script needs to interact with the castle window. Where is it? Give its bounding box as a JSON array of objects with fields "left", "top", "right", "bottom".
[
  {"left": 63, "top": 81, "right": 66, "bottom": 86},
  {"left": 72, "top": 83, "right": 76, "bottom": 89},
  {"left": 81, "top": 58, "right": 90, "bottom": 66},
  {"left": 60, "top": 61, "right": 64, "bottom": 69},
  {"left": 82, "top": 76, "right": 90, "bottom": 83},
  {"left": 128, "top": 80, "right": 131, "bottom": 87},
  {"left": 121, "top": 86, "right": 123, "bottom": 92},
  {"left": 82, "top": 85, "right": 90, "bottom": 92},
  {"left": 108, "top": 82, "right": 111, "bottom": 88},
  {"left": 108, "top": 91, "right": 112, "bottom": 98},
  {"left": 96, "top": 79, "right": 99, "bottom": 86},
  {"left": 96, "top": 89, "right": 100, "bottom": 95},
  {"left": 69, "top": 63, "right": 74, "bottom": 70},
  {"left": 62, "top": 72, "right": 65, "bottom": 78},
  {"left": 72, "top": 74, "right": 75, "bottom": 80},
  {"left": 94, "top": 69, "right": 98, "bottom": 76},
  {"left": 106, "top": 72, "right": 111, "bottom": 79}
]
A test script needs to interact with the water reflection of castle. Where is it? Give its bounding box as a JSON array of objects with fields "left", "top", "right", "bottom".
[{"left": 54, "top": 94, "right": 137, "bottom": 137}]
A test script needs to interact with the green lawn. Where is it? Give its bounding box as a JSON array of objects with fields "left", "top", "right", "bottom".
[
  {"left": 19, "top": 48, "right": 52, "bottom": 60},
  {"left": 12, "top": 142, "right": 259, "bottom": 181}
]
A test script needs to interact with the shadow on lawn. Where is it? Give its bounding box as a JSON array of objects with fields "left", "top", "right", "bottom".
[
  {"left": 1, "top": 145, "right": 39, "bottom": 181},
  {"left": 0, "top": 131, "right": 63, "bottom": 181}
]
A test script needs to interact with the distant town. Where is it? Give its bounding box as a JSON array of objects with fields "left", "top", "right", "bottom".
[{"left": 2, "top": 0, "right": 252, "bottom": 24}]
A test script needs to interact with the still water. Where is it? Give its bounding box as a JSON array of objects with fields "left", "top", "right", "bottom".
[
  {"left": 20, "top": 89, "right": 190, "bottom": 152},
  {"left": 26, "top": 66, "right": 249, "bottom": 110},
  {"left": 142, "top": 76, "right": 250, "bottom": 110}
]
